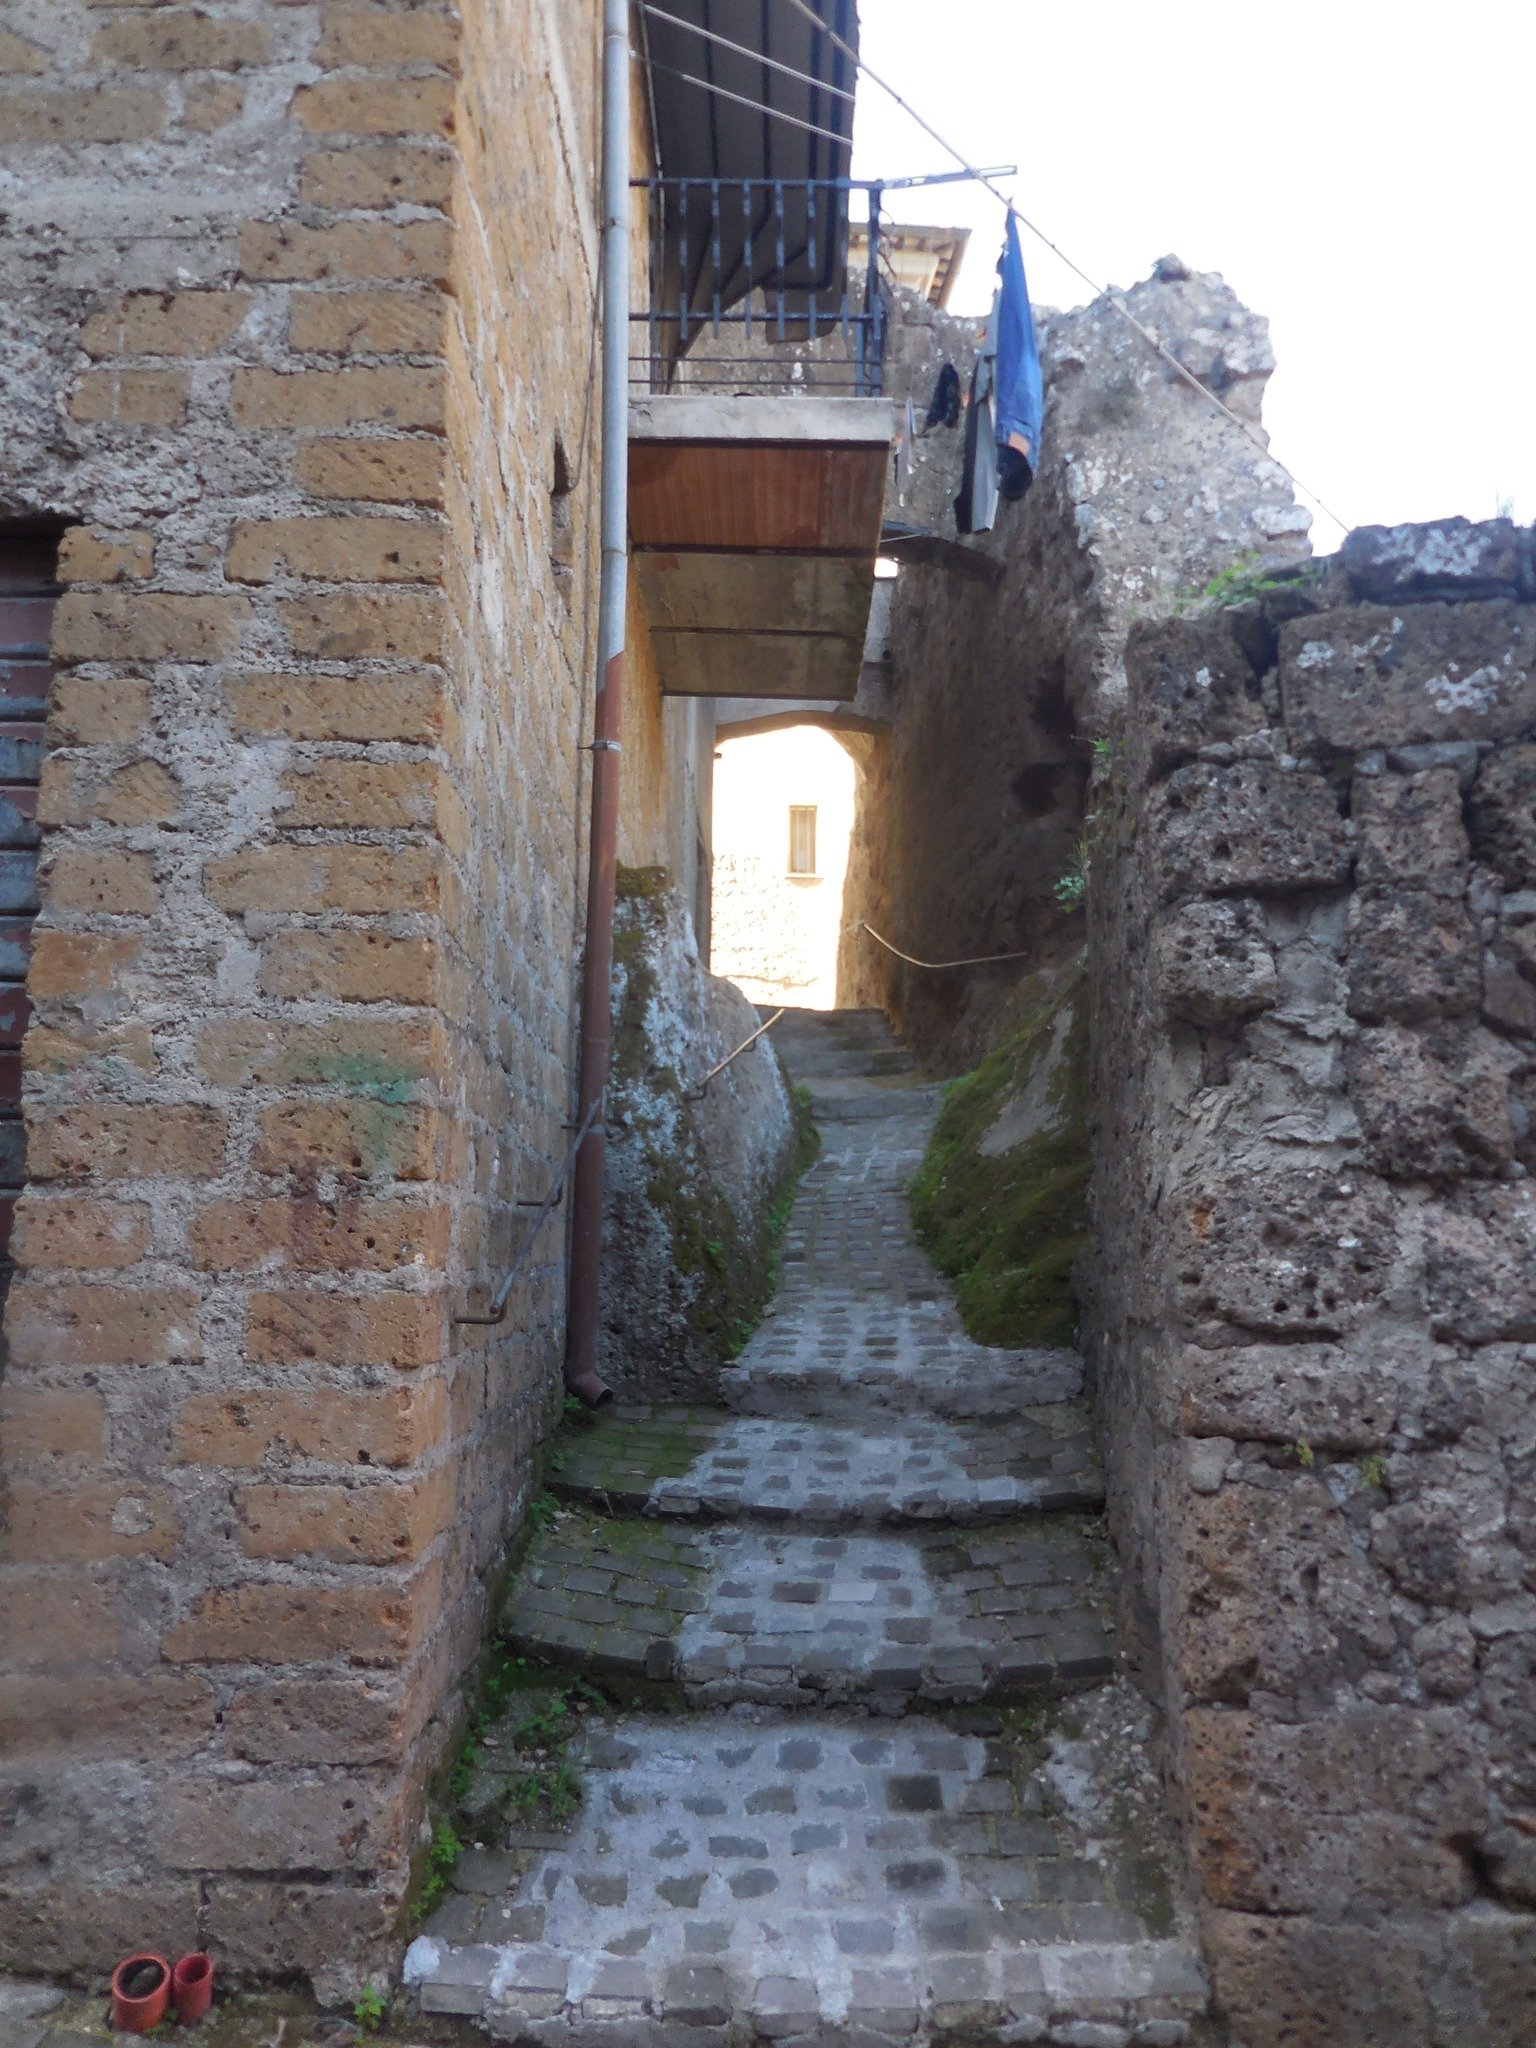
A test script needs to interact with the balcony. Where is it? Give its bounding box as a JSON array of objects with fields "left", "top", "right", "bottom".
[{"left": 628, "top": 176, "right": 893, "bottom": 704}]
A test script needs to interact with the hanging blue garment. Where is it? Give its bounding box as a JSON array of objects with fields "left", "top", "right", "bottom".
[{"left": 994, "top": 212, "right": 1042, "bottom": 501}]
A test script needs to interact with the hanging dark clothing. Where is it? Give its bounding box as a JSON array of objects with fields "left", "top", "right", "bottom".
[
  {"left": 953, "top": 305, "right": 998, "bottom": 537},
  {"left": 924, "top": 362, "right": 961, "bottom": 431}
]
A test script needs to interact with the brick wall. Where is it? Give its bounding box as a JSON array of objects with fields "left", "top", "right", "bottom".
[
  {"left": 1082, "top": 519, "right": 1536, "bottom": 2045},
  {"left": 0, "top": 0, "right": 688, "bottom": 1992}
]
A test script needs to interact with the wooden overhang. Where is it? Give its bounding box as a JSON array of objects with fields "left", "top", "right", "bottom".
[{"left": 628, "top": 395, "right": 894, "bottom": 701}]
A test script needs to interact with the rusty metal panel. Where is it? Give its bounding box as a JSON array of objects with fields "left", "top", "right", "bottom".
[
  {"left": 0, "top": 919, "right": 32, "bottom": 981},
  {"left": 0, "top": 594, "right": 57, "bottom": 654},
  {"left": 0, "top": 660, "right": 53, "bottom": 718},
  {"left": 0, "top": 987, "right": 30, "bottom": 1046},
  {"left": 0, "top": 538, "right": 57, "bottom": 1262}
]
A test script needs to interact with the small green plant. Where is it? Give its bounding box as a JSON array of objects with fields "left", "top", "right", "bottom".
[
  {"left": 1292, "top": 1438, "right": 1315, "bottom": 1470},
  {"left": 526, "top": 1489, "right": 562, "bottom": 1532},
  {"left": 409, "top": 1816, "right": 463, "bottom": 1925},
  {"left": 353, "top": 1988, "right": 387, "bottom": 2033},
  {"left": 1092, "top": 735, "right": 1114, "bottom": 762},
  {"left": 1172, "top": 551, "right": 1304, "bottom": 619},
  {"left": 504, "top": 1757, "right": 582, "bottom": 1824},
  {"left": 1053, "top": 822, "right": 1097, "bottom": 909},
  {"left": 1359, "top": 1452, "right": 1388, "bottom": 1491}
]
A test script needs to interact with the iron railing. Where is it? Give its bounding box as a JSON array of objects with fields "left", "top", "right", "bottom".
[{"left": 631, "top": 175, "right": 887, "bottom": 397}]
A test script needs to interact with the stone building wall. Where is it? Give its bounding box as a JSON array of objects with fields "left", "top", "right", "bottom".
[
  {"left": 598, "top": 873, "right": 794, "bottom": 1401},
  {"left": 1081, "top": 519, "right": 1536, "bottom": 2045},
  {"left": 841, "top": 264, "right": 1310, "bottom": 1068},
  {"left": 0, "top": 0, "right": 700, "bottom": 1993}
]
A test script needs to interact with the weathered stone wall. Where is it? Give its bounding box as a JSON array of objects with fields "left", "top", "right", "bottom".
[
  {"left": 599, "top": 871, "right": 795, "bottom": 1400},
  {"left": 0, "top": 0, "right": 703, "bottom": 1993},
  {"left": 1081, "top": 518, "right": 1536, "bottom": 2045},
  {"left": 842, "top": 264, "right": 1309, "bottom": 1069}
]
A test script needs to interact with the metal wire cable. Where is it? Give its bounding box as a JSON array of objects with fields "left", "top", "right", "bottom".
[
  {"left": 452, "top": 1094, "right": 605, "bottom": 1327},
  {"left": 640, "top": 56, "right": 856, "bottom": 150},
  {"left": 774, "top": 0, "right": 1351, "bottom": 535},
  {"left": 858, "top": 921, "right": 1033, "bottom": 970},
  {"left": 641, "top": 3, "right": 858, "bottom": 104}
]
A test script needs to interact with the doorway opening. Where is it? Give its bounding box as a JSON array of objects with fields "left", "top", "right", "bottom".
[{"left": 710, "top": 725, "right": 856, "bottom": 1010}]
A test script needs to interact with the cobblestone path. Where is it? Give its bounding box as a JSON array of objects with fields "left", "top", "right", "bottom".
[{"left": 407, "top": 1011, "right": 1208, "bottom": 2045}]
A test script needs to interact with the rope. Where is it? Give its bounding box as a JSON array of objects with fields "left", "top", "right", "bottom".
[
  {"left": 858, "top": 921, "right": 1033, "bottom": 971},
  {"left": 774, "top": 0, "right": 1351, "bottom": 536}
]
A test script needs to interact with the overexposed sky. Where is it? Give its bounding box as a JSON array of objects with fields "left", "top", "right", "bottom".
[{"left": 848, "top": 0, "right": 1535, "bottom": 549}]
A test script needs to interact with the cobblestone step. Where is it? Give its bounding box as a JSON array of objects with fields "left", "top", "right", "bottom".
[
  {"left": 503, "top": 1512, "right": 1113, "bottom": 1707},
  {"left": 405, "top": 1707, "right": 1207, "bottom": 2047},
  {"left": 720, "top": 1339, "right": 1086, "bottom": 1420},
  {"left": 553, "top": 1404, "right": 1103, "bottom": 1524}
]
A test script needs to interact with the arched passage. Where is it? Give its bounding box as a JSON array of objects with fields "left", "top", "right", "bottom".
[{"left": 709, "top": 724, "right": 859, "bottom": 1009}]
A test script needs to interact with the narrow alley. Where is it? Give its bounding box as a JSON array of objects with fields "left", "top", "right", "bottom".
[{"left": 405, "top": 1011, "right": 1206, "bottom": 2043}]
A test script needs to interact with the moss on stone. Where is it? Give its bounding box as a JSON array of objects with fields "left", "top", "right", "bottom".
[
  {"left": 640, "top": 1076, "right": 818, "bottom": 1362},
  {"left": 615, "top": 863, "right": 670, "bottom": 901},
  {"left": 909, "top": 971, "right": 1088, "bottom": 1348},
  {"left": 604, "top": 882, "right": 820, "bottom": 1379}
]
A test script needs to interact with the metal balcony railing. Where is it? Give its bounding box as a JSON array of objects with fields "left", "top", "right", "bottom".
[{"left": 631, "top": 176, "right": 887, "bottom": 398}]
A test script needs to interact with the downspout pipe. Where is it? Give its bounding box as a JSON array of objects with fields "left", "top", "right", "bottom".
[{"left": 564, "top": 0, "right": 630, "bottom": 1409}]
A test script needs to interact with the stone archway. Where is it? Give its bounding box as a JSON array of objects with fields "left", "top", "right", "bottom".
[{"left": 709, "top": 709, "right": 894, "bottom": 1015}]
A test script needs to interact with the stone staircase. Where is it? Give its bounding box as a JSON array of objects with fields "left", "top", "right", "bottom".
[{"left": 405, "top": 1009, "right": 1208, "bottom": 2045}]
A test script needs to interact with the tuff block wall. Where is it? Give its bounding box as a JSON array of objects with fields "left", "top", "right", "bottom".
[
  {"left": 1081, "top": 518, "right": 1536, "bottom": 2046},
  {"left": 0, "top": 0, "right": 674, "bottom": 1992},
  {"left": 840, "top": 263, "right": 1310, "bottom": 1068}
]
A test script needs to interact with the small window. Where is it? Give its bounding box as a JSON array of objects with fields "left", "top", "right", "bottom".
[{"left": 787, "top": 805, "right": 817, "bottom": 876}]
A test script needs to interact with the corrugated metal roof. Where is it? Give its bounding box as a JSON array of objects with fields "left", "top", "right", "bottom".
[{"left": 639, "top": 0, "right": 859, "bottom": 323}]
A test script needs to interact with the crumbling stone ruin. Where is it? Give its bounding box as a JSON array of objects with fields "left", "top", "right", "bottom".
[
  {"left": 841, "top": 264, "right": 1311, "bottom": 1067},
  {"left": 1, "top": 4, "right": 1533, "bottom": 2045}
]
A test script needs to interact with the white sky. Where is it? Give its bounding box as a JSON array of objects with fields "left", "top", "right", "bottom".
[{"left": 848, "top": 0, "right": 1536, "bottom": 550}]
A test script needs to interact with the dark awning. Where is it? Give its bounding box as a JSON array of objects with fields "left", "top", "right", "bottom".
[{"left": 638, "top": 0, "right": 860, "bottom": 327}]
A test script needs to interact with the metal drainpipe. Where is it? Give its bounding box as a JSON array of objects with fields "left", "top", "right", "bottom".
[{"left": 563, "top": 0, "right": 630, "bottom": 1409}]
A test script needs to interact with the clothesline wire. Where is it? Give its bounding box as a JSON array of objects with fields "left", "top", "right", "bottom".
[
  {"left": 774, "top": 0, "right": 1351, "bottom": 537},
  {"left": 640, "top": 4, "right": 859, "bottom": 106},
  {"left": 857, "top": 921, "right": 1034, "bottom": 971},
  {"left": 642, "top": 57, "right": 856, "bottom": 149}
]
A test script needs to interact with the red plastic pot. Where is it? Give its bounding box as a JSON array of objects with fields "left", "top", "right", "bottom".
[
  {"left": 172, "top": 1954, "right": 214, "bottom": 2026},
  {"left": 111, "top": 1953, "right": 171, "bottom": 2034}
]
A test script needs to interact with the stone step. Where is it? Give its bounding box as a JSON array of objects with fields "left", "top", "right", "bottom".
[
  {"left": 503, "top": 1513, "right": 1113, "bottom": 1707},
  {"left": 406, "top": 1707, "right": 1207, "bottom": 2046},
  {"left": 720, "top": 1334, "right": 1086, "bottom": 1421},
  {"left": 552, "top": 1405, "right": 1103, "bottom": 1526}
]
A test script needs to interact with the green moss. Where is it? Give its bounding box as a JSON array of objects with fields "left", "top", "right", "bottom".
[
  {"left": 910, "top": 973, "right": 1088, "bottom": 1348},
  {"left": 615, "top": 863, "right": 671, "bottom": 901},
  {"left": 640, "top": 1130, "right": 792, "bottom": 1362},
  {"left": 608, "top": 882, "right": 820, "bottom": 1367},
  {"left": 307, "top": 1051, "right": 419, "bottom": 1103}
]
